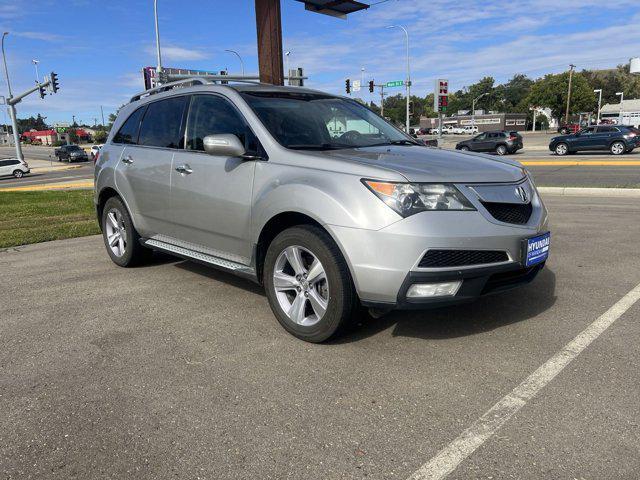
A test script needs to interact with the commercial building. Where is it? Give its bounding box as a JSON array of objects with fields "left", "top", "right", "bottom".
[
  {"left": 420, "top": 112, "right": 528, "bottom": 132},
  {"left": 600, "top": 99, "right": 640, "bottom": 127},
  {"left": 20, "top": 128, "right": 92, "bottom": 145}
]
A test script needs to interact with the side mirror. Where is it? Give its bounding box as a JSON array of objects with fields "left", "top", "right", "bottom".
[{"left": 203, "top": 134, "right": 246, "bottom": 157}]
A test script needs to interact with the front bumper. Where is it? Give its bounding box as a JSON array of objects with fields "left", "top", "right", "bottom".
[{"left": 327, "top": 185, "right": 548, "bottom": 308}]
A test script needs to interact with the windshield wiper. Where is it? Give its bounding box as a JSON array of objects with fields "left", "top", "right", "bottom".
[
  {"left": 287, "top": 143, "right": 352, "bottom": 150},
  {"left": 363, "top": 139, "right": 419, "bottom": 147}
]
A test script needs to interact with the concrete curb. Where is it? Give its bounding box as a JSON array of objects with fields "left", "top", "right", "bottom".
[{"left": 538, "top": 186, "right": 640, "bottom": 197}]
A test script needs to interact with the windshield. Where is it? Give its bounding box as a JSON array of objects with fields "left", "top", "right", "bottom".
[{"left": 240, "top": 91, "right": 415, "bottom": 150}]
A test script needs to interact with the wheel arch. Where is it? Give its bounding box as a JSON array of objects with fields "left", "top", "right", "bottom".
[
  {"left": 96, "top": 187, "right": 134, "bottom": 232},
  {"left": 255, "top": 211, "right": 356, "bottom": 289}
]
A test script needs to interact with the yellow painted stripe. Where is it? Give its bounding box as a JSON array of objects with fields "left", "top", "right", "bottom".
[
  {"left": 521, "top": 160, "right": 640, "bottom": 166},
  {"left": 0, "top": 180, "right": 93, "bottom": 192}
]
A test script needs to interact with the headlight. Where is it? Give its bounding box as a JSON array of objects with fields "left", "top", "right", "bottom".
[{"left": 362, "top": 180, "right": 475, "bottom": 217}]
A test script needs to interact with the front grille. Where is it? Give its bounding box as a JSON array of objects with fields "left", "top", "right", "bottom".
[
  {"left": 481, "top": 264, "right": 544, "bottom": 294},
  {"left": 482, "top": 201, "right": 532, "bottom": 224},
  {"left": 418, "top": 249, "right": 509, "bottom": 268}
]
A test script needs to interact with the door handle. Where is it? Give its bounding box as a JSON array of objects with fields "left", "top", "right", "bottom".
[
  {"left": 122, "top": 155, "right": 134, "bottom": 164},
  {"left": 175, "top": 164, "right": 193, "bottom": 175}
]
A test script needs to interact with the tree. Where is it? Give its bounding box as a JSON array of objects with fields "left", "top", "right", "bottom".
[
  {"left": 93, "top": 130, "right": 108, "bottom": 143},
  {"left": 526, "top": 72, "right": 595, "bottom": 121},
  {"left": 495, "top": 74, "right": 534, "bottom": 113},
  {"left": 17, "top": 113, "right": 48, "bottom": 133},
  {"left": 68, "top": 129, "right": 79, "bottom": 144}
]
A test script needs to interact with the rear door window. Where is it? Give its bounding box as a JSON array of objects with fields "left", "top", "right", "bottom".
[
  {"left": 138, "top": 96, "right": 188, "bottom": 149},
  {"left": 597, "top": 126, "right": 616, "bottom": 133},
  {"left": 113, "top": 106, "right": 146, "bottom": 145}
]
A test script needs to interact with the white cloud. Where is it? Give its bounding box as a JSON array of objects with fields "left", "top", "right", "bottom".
[{"left": 145, "top": 45, "right": 210, "bottom": 61}]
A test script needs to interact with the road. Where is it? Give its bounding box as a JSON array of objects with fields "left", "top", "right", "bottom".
[
  {"left": 2, "top": 144, "right": 640, "bottom": 190},
  {"left": 1, "top": 195, "right": 639, "bottom": 479}
]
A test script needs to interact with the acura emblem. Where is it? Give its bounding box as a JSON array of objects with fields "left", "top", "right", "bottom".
[{"left": 515, "top": 186, "right": 528, "bottom": 202}]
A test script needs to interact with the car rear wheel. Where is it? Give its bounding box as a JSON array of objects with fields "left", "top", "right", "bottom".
[
  {"left": 101, "top": 196, "right": 152, "bottom": 267},
  {"left": 12, "top": 169, "right": 24, "bottom": 178},
  {"left": 555, "top": 143, "right": 569, "bottom": 156},
  {"left": 495, "top": 144, "right": 507, "bottom": 155},
  {"left": 264, "top": 225, "right": 358, "bottom": 343},
  {"left": 610, "top": 141, "right": 625, "bottom": 155}
]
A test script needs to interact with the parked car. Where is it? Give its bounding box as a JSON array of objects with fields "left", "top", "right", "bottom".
[
  {"left": 451, "top": 126, "right": 465, "bottom": 135},
  {"left": 90, "top": 144, "right": 103, "bottom": 160},
  {"left": 456, "top": 130, "right": 523, "bottom": 155},
  {"left": 55, "top": 144, "right": 89, "bottom": 162},
  {"left": 462, "top": 125, "right": 479, "bottom": 135},
  {"left": 549, "top": 125, "right": 640, "bottom": 155},
  {"left": 0, "top": 158, "right": 30, "bottom": 178},
  {"left": 418, "top": 127, "right": 432, "bottom": 135},
  {"left": 557, "top": 123, "right": 580, "bottom": 135},
  {"left": 96, "top": 82, "right": 549, "bottom": 342}
]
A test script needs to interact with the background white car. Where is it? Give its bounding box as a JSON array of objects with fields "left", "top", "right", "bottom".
[
  {"left": 0, "top": 158, "right": 30, "bottom": 178},
  {"left": 90, "top": 144, "right": 103, "bottom": 160},
  {"left": 462, "top": 125, "right": 479, "bottom": 134}
]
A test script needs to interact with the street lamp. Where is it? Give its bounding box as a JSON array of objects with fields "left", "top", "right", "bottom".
[
  {"left": 225, "top": 49, "right": 245, "bottom": 77},
  {"left": 616, "top": 91, "right": 624, "bottom": 125},
  {"left": 153, "top": 0, "right": 163, "bottom": 78},
  {"left": 32, "top": 59, "right": 40, "bottom": 83},
  {"left": 472, "top": 92, "right": 488, "bottom": 128},
  {"left": 593, "top": 89, "right": 602, "bottom": 124},
  {"left": 284, "top": 50, "right": 290, "bottom": 84},
  {"left": 386, "top": 25, "right": 411, "bottom": 133}
]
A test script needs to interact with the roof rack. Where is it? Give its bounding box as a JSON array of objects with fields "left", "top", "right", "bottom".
[
  {"left": 129, "top": 76, "right": 269, "bottom": 103},
  {"left": 130, "top": 78, "right": 211, "bottom": 103}
]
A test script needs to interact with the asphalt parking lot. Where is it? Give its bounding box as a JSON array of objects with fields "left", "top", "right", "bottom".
[{"left": 1, "top": 195, "right": 639, "bottom": 479}]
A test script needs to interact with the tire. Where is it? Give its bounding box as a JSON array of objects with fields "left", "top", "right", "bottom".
[
  {"left": 495, "top": 144, "right": 507, "bottom": 155},
  {"left": 460, "top": 146, "right": 470, "bottom": 151},
  {"left": 101, "top": 196, "right": 152, "bottom": 267},
  {"left": 554, "top": 143, "right": 569, "bottom": 156},
  {"left": 12, "top": 169, "right": 24, "bottom": 178},
  {"left": 610, "top": 141, "right": 625, "bottom": 155},
  {"left": 263, "top": 225, "right": 358, "bottom": 343}
]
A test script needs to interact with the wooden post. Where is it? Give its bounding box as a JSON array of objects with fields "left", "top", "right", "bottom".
[{"left": 255, "top": 0, "right": 284, "bottom": 85}]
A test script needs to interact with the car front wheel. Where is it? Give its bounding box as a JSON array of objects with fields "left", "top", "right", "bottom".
[
  {"left": 264, "top": 225, "right": 358, "bottom": 343},
  {"left": 459, "top": 146, "right": 470, "bottom": 151},
  {"left": 610, "top": 141, "right": 625, "bottom": 155},
  {"left": 555, "top": 143, "right": 569, "bottom": 156},
  {"left": 495, "top": 144, "right": 507, "bottom": 155},
  {"left": 12, "top": 169, "right": 24, "bottom": 178}
]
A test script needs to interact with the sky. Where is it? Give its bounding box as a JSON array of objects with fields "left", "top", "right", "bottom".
[{"left": 1, "top": 0, "right": 639, "bottom": 125}]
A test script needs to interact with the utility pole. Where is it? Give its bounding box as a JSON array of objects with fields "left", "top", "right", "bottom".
[
  {"left": 565, "top": 64, "right": 575, "bottom": 125},
  {"left": 380, "top": 84, "right": 385, "bottom": 117},
  {"left": 2, "top": 32, "right": 23, "bottom": 161},
  {"left": 472, "top": 92, "right": 488, "bottom": 129},
  {"left": 616, "top": 91, "right": 624, "bottom": 125},
  {"left": 100, "top": 105, "right": 105, "bottom": 126}
]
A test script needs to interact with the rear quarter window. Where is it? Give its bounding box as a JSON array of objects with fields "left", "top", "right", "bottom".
[{"left": 113, "top": 106, "right": 147, "bottom": 145}]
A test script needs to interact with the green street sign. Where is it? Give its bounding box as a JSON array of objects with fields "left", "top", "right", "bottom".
[{"left": 385, "top": 80, "right": 404, "bottom": 88}]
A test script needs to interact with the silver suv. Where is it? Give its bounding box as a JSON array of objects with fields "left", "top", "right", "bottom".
[{"left": 95, "top": 80, "right": 550, "bottom": 342}]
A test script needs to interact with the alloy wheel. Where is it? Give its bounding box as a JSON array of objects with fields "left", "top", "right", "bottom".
[
  {"left": 105, "top": 208, "right": 127, "bottom": 257},
  {"left": 273, "top": 245, "right": 329, "bottom": 327},
  {"left": 14, "top": 170, "right": 23, "bottom": 178},
  {"left": 611, "top": 142, "right": 625, "bottom": 155},
  {"left": 555, "top": 143, "right": 568, "bottom": 155}
]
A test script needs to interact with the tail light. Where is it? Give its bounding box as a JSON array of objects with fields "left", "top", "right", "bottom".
[{"left": 93, "top": 150, "right": 100, "bottom": 164}]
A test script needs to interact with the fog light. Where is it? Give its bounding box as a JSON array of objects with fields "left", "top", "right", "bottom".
[{"left": 406, "top": 281, "right": 462, "bottom": 298}]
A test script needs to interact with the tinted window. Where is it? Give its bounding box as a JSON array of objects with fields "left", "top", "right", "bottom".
[
  {"left": 597, "top": 126, "right": 616, "bottom": 133},
  {"left": 0, "top": 160, "right": 12, "bottom": 167},
  {"left": 139, "top": 96, "right": 188, "bottom": 149},
  {"left": 113, "top": 106, "right": 146, "bottom": 145},
  {"left": 186, "top": 95, "right": 257, "bottom": 152}
]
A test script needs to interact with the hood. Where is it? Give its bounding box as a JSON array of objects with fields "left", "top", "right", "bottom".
[{"left": 316, "top": 145, "right": 525, "bottom": 183}]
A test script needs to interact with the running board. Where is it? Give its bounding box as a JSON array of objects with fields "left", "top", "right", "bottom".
[{"left": 143, "top": 238, "right": 257, "bottom": 281}]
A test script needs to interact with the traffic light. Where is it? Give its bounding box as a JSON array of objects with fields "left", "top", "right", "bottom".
[
  {"left": 368, "top": 80, "right": 374, "bottom": 93},
  {"left": 50, "top": 72, "right": 59, "bottom": 93},
  {"left": 345, "top": 79, "right": 351, "bottom": 94},
  {"left": 39, "top": 84, "right": 47, "bottom": 99}
]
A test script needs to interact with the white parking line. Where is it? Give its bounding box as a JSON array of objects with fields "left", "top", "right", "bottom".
[{"left": 407, "top": 282, "right": 640, "bottom": 480}]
